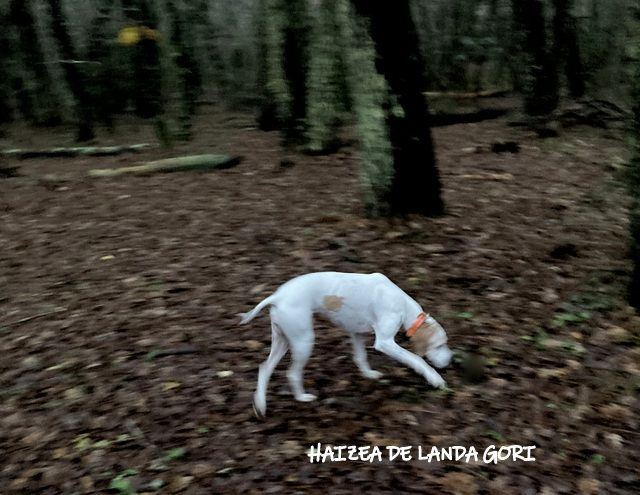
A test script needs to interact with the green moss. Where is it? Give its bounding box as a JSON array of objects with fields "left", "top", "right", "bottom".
[
  {"left": 343, "top": 4, "right": 394, "bottom": 216},
  {"left": 268, "top": 1, "right": 291, "bottom": 121},
  {"left": 305, "top": 0, "right": 349, "bottom": 152}
]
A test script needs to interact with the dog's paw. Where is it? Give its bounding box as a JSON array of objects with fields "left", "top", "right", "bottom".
[
  {"left": 362, "top": 370, "right": 383, "bottom": 380},
  {"left": 295, "top": 393, "right": 317, "bottom": 402},
  {"left": 253, "top": 394, "right": 267, "bottom": 418},
  {"left": 429, "top": 375, "right": 447, "bottom": 389}
]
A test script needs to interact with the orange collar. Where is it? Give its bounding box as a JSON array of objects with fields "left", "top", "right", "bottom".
[{"left": 406, "top": 312, "right": 427, "bottom": 337}]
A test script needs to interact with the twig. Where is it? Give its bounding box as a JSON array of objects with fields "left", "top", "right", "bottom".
[{"left": 1, "top": 308, "right": 67, "bottom": 328}]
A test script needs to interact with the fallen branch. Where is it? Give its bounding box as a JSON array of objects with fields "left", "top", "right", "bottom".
[
  {"left": 88, "top": 154, "right": 242, "bottom": 177},
  {"left": 150, "top": 347, "right": 199, "bottom": 359},
  {"left": 2, "top": 144, "right": 152, "bottom": 159},
  {"left": 459, "top": 172, "right": 514, "bottom": 181},
  {"left": 425, "top": 88, "right": 511, "bottom": 100},
  {"left": 431, "top": 109, "right": 508, "bottom": 127}
]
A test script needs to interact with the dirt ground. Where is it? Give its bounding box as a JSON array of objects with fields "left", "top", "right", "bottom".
[{"left": 1, "top": 108, "right": 639, "bottom": 494}]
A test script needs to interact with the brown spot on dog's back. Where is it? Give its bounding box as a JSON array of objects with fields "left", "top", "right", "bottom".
[{"left": 323, "top": 295, "right": 344, "bottom": 311}]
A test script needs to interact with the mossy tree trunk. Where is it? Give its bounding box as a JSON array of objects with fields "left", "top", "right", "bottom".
[
  {"left": 255, "top": 0, "right": 289, "bottom": 131},
  {"left": 305, "top": 0, "right": 349, "bottom": 153},
  {"left": 351, "top": 0, "right": 444, "bottom": 216},
  {"left": 255, "top": 0, "right": 309, "bottom": 143},
  {"left": 344, "top": 1, "right": 394, "bottom": 215},
  {"left": 46, "top": 0, "right": 95, "bottom": 141},
  {"left": 281, "top": 0, "right": 309, "bottom": 143}
]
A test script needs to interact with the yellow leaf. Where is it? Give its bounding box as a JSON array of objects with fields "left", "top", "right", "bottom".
[
  {"left": 100, "top": 255, "right": 115, "bottom": 261},
  {"left": 162, "top": 381, "right": 181, "bottom": 391},
  {"left": 118, "top": 26, "right": 141, "bottom": 46}
]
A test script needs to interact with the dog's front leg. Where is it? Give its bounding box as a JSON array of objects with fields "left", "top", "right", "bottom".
[
  {"left": 376, "top": 339, "right": 446, "bottom": 388},
  {"left": 373, "top": 315, "right": 446, "bottom": 388},
  {"left": 350, "top": 333, "right": 383, "bottom": 379}
]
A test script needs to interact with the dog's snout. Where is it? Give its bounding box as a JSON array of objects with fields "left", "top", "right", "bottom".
[{"left": 427, "top": 347, "right": 453, "bottom": 369}]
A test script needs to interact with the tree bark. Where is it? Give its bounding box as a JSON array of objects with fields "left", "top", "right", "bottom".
[
  {"left": 86, "top": 1, "right": 116, "bottom": 129},
  {"left": 351, "top": 0, "right": 444, "bottom": 216},
  {"left": 513, "top": 0, "right": 559, "bottom": 116},
  {"left": 46, "top": 0, "right": 95, "bottom": 141},
  {"left": 9, "top": 0, "right": 61, "bottom": 125},
  {"left": 282, "top": 0, "right": 309, "bottom": 143},
  {"left": 167, "top": 0, "right": 202, "bottom": 139},
  {"left": 553, "top": 0, "right": 585, "bottom": 98},
  {"left": 305, "top": 0, "right": 349, "bottom": 153},
  {"left": 628, "top": 24, "right": 640, "bottom": 308},
  {"left": 0, "top": 10, "right": 15, "bottom": 125}
]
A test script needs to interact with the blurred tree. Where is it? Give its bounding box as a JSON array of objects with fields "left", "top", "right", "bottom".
[
  {"left": 9, "top": 0, "right": 61, "bottom": 125},
  {"left": 351, "top": 0, "right": 444, "bottom": 216},
  {"left": 513, "top": 0, "right": 559, "bottom": 116},
  {"left": 255, "top": 0, "right": 289, "bottom": 130},
  {"left": 441, "top": 0, "right": 474, "bottom": 90},
  {"left": 86, "top": 0, "right": 117, "bottom": 129},
  {"left": 46, "top": 0, "right": 95, "bottom": 141},
  {"left": 305, "top": 0, "right": 349, "bottom": 153},
  {"left": 121, "top": 0, "right": 163, "bottom": 120},
  {"left": 628, "top": 5, "right": 640, "bottom": 308},
  {"left": 553, "top": 0, "right": 585, "bottom": 98},
  {"left": 166, "top": 0, "right": 202, "bottom": 139},
  {"left": 282, "top": 0, "right": 310, "bottom": 142},
  {"left": 345, "top": 0, "right": 394, "bottom": 215},
  {"left": 256, "top": 0, "right": 309, "bottom": 142},
  {"left": 0, "top": 8, "right": 15, "bottom": 126}
]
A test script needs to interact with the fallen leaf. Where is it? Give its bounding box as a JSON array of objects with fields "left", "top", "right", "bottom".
[
  {"left": 162, "top": 381, "right": 181, "bottom": 391},
  {"left": 576, "top": 478, "right": 600, "bottom": 495},
  {"left": 439, "top": 472, "right": 479, "bottom": 495}
]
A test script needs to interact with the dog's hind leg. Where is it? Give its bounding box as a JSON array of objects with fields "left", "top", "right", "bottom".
[
  {"left": 350, "top": 333, "right": 383, "bottom": 379},
  {"left": 287, "top": 334, "right": 317, "bottom": 402},
  {"left": 275, "top": 311, "right": 316, "bottom": 403},
  {"left": 254, "top": 321, "right": 288, "bottom": 417}
]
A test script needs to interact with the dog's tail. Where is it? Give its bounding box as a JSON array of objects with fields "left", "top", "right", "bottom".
[{"left": 238, "top": 295, "right": 276, "bottom": 325}]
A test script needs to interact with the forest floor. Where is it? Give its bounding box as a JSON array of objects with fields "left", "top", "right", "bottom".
[{"left": 1, "top": 107, "right": 639, "bottom": 494}]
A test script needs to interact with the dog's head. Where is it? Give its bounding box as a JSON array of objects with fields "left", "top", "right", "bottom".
[{"left": 412, "top": 315, "right": 452, "bottom": 369}]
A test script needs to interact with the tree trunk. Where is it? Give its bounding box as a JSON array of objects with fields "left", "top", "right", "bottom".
[
  {"left": 9, "top": 0, "right": 61, "bottom": 125},
  {"left": 0, "top": 10, "right": 15, "bottom": 126},
  {"left": 553, "top": 0, "right": 585, "bottom": 98},
  {"left": 46, "top": 0, "right": 95, "bottom": 141},
  {"left": 167, "top": 0, "right": 202, "bottom": 139},
  {"left": 513, "top": 0, "right": 559, "bottom": 116},
  {"left": 255, "top": 0, "right": 289, "bottom": 131},
  {"left": 305, "top": 0, "right": 349, "bottom": 153},
  {"left": 86, "top": 1, "right": 116, "bottom": 129},
  {"left": 282, "top": 0, "right": 309, "bottom": 143},
  {"left": 255, "top": 0, "right": 308, "bottom": 142},
  {"left": 351, "top": 0, "right": 444, "bottom": 216},
  {"left": 628, "top": 18, "right": 640, "bottom": 309}
]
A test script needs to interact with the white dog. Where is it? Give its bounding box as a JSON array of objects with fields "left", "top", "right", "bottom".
[{"left": 239, "top": 272, "right": 452, "bottom": 416}]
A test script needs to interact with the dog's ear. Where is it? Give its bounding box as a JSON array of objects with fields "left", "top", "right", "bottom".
[{"left": 410, "top": 324, "right": 436, "bottom": 355}]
